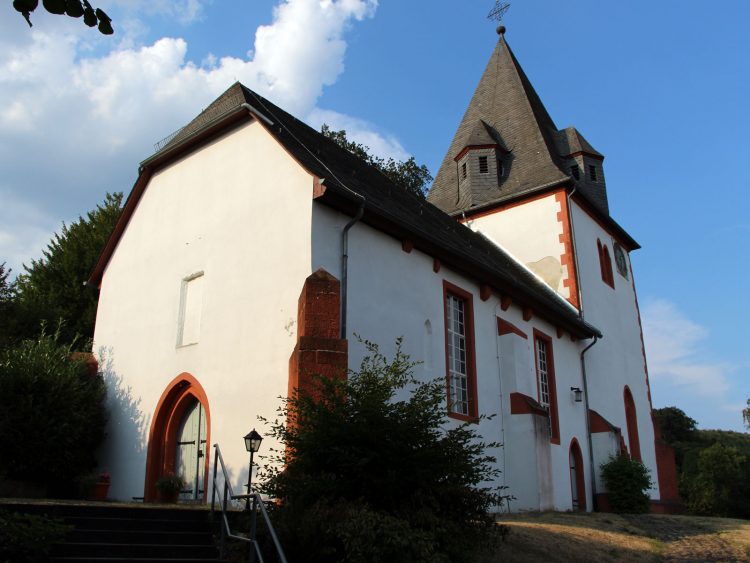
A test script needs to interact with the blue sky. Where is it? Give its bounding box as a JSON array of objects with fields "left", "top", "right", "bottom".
[{"left": 1, "top": 1, "right": 748, "bottom": 431}]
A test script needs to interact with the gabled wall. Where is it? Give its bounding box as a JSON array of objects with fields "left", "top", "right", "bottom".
[
  {"left": 463, "top": 190, "right": 578, "bottom": 307},
  {"left": 94, "top": 119, "right": 315, "bottom": 500},
  {"left": 569, "top": 200, "right": 659, "bottom": 498}
]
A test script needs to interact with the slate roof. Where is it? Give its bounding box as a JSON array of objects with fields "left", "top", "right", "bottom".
[
  {"left": 98, "top": 82, "right": 599, "bottom": 338},
  {"left": 427, "top": 31, "right": 614, "bottom": 220}
]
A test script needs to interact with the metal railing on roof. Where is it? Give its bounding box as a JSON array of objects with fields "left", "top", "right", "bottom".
[{"left": 153, "top": 126, "right": 185, "bottom": 153}]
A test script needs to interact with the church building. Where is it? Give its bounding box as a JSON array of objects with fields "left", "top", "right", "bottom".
[{"left": 90, "top": 27, "right": 678, "bottom": 512}]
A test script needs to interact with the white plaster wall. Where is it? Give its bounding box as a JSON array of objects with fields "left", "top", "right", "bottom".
[
  {"left": 570, "top": 201, "right": 660, "bottom": 497},
  {"left": 466, "top": 194, "right": 568, "bottom": 298},
  {"left": 94, "top": 120, "right": 314, "bottom": 500},
  {"left": 311, "top": 204, "right": 593, "bottom": 512}
]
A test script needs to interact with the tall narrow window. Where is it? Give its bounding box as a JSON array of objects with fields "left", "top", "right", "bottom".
[
  {"left": 571, "top": 164, "right": 580, "bottom": 180},
  {"left": 534, "top": 330, "right": 560, "bottom": 444},
  {"left": 178, "top": 272, "right": 204, "bottom": 346},
  {"left": 461, "top": 162, "right": 467, "bottom": 180},
  {"left": 478, "top": 156, "right": 489, "bottom": 174},
  {"left": 624, "top": 386, "right": 642, "bottom": 461},
  {"left": 597, "top": 239, "right": 615, "bottom": 288},
  {"left": 443, "top": 281, "right": 477, "bottom": 420}
]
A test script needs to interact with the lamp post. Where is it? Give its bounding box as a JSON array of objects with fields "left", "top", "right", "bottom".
[
  {"left": 244, "top": 429, "right": 263, "bottom": 563},
  {"left": 244, "top": 429, "right": 263, "bottom": 510}
]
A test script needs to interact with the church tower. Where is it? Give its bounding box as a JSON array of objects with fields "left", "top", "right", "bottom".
[{"left": 429, "top": 27, "right": 680, "bottom": 511}]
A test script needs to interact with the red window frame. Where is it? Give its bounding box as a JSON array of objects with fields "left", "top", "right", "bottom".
[
  {"left": 443, "top": 280, "right": 478, "bottom": 422},
  {"left": 534, "top": 329, "right": 560, "bottom": 444},
  {"left": 597, "top": 239, "right": 615, "bottom": 288}
]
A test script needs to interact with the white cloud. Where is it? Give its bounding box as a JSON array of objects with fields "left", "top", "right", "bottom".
[
  {"left": 0, "top": 0, "right": 396, "bottom": 273},
  {"left": 641, "top": 299, "right": 731, "bottom": 397}
]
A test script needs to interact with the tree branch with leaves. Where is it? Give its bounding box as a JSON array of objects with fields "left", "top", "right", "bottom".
[{"left": 12, "top": 0, "right": 113, "bottom": 34}]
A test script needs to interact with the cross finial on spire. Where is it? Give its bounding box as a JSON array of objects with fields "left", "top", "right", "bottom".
[{"left": 487, "top": 1, "right": 511, "bottom": 23}]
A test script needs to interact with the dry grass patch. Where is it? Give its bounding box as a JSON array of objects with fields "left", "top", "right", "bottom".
[{"left": 487, "top": 512, "right": 750, "bottom": 563}]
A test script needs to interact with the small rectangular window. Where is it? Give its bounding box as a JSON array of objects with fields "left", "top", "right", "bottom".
[
  {"left": 588, "top": 164, "right": 597, "bottom": 182},
  {"left": 571, "top": 164, "right": 580, "bottom": 180},
  {"left": 461, "top": 162, "right": 467, "bottom": 180},
  {"left": 478, "top": 156, "right": 489, "bottom": 174}
]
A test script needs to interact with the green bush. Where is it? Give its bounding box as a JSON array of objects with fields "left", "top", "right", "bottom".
[
  {"left": 261, "top": 339, "right": 507, "bottom": 563},
  {"left": 0, "top": 510, "right": 71, "bottom": 562},
  {"left": 600, "top": 454, "right": 653, "bottom": 513},
  {"left": 0, "top": 328, "right": 107, "bottom": 495}
]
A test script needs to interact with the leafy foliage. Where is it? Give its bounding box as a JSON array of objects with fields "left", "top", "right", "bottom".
[
  {"left": 653, "top": 406, "right": 697, "bottom": 444},
  {"left": 744, "top": 398, "right": 749, "bottom": 430},
  {"left": 13, "top": 192, "right": 123, "bottom": 347},
  {"left": 261, "top": 339, "right": 506, "bottom": 563},
  {"left": 655, "top": 405, "right": 750, "bottom": 518},
  {"left": 0, "top": 510, "right": 71, "bottom": 562},
  {"left": 0, "top": 263, "right": 17, "bottom": 349},
  {"left": 600, "top": 454, "right": 653, "bottom": 513},
  {"left": 321, "top": 125, "right": 433, "bottom": 199},
  {"left": 0, "top": 327, "right": 107, "bottom": 495},
  {"left": 681, "top": 443, "right": 746, "bottom": 516},
  {"left": 12, "top": 0, "right": 113, "bottom": 34}
]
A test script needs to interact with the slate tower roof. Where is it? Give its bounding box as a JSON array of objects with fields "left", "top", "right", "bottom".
[{"left": 428, "top": 28, "right": 609, "bottom": 216}]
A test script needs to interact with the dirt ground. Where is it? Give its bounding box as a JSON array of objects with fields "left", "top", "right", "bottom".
[{"left": 489, "top": 511, "right": 750, "bottom": 563}]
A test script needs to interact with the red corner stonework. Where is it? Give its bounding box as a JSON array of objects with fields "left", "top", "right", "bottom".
[{"left": 288, "top": 269, "right": 348, "bottom": 401}]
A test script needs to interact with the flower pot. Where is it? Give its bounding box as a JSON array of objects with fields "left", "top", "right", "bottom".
[{"left": 88, "top": 481, "right": 110, "bottom": 501}]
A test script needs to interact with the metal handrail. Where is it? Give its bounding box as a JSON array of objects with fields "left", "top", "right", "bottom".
[{"left": 211, "top": 443, "right": 288, "bottom": 563}]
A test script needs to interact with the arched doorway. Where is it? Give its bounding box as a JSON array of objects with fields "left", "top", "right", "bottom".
[
  {"left": 569, "top": 438, "right": 586, "bottom": 511},
  {"left": 624, "top": 386, "right": 641, "bottom": 461},
  {"left": 144, "top": 373, "right": 211, "bottom": 502}
]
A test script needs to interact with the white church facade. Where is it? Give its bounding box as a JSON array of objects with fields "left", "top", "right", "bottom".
[{"left": 90, "top": 29, "right": 679, "bottom": 512}]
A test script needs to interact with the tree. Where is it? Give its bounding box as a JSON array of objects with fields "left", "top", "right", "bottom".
[
  {"left": 321, "top": 125, "right": 433, "bottom": 199},
  {"left": 0, "top": 327, "right": 107, "bottom": 495},
  {"left": 261, "top": 339, "right": 505, "bottom": 563},
  {"left": 11, "top": 0, "right": 112, "bottom": 34},
  {"left": 743, "top": 399, "right": 749, "bottom": 430},
  {"left": 681, "top": 442, "right": 746, "bottom": 516},
  {"left": 0, "top": 264, "right": 16, "bottom": 349},
  {"left": 653, "top": 406, "right": 697, "bottom": 444},
  {"left": 14, "top": 192, "right": 123, "bottom": 347}
]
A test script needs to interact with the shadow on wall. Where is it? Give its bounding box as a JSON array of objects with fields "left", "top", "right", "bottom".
[{"left": 96, "top": 349, "right": 149, "bottom": 500}]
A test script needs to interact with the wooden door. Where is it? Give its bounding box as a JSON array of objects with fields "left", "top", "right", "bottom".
[{"left": 175, "top": 400, "right": 207, "bottom": 501}]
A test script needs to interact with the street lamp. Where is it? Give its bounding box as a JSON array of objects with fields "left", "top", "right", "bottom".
[{"left": 244, "top": 429, "right": 263, "bottom": 510}]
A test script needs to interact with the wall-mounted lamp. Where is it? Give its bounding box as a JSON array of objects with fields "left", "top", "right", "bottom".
[{"left": 570, "top": 387, "right": 583, "bottom": 403}]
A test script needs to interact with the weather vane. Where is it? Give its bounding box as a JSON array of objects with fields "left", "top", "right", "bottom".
[{"left": 487, "top": 1, "right": 511, "bottom": 22}]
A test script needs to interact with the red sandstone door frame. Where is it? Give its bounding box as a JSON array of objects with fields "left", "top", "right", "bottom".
[{"left": 144, "top": 373, "right": 211, "bottom": 502}]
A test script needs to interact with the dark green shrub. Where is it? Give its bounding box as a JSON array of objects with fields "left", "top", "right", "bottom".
[
  {"left": 0, "top": 328, "right": 107, "bottom": 495},
  {"left": 261, "top": 339, "right": 507, "bottom": 563},
  {"left": 0, "top": 510, "right": 71, "bottom": 562},
  {"left": 600, "top": 454, "right": 653, "bottom": 513}
]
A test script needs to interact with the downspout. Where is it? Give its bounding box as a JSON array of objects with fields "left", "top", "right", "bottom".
[
  {"left": 567, "top": 183, "right": 601, "bottom": 507},
  {"left": 580, "top": 335, "right": 599, "bottom": 506},
  {"left": 341, "top": 197, "right": 365, "bottom": 340}
]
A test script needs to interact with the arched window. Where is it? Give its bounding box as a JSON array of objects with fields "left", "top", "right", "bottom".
[
  {"left": 623, "top": 386, "right": 641, "bottom": 461},
  {"left": 597, "top": 239, "right": 615, "bottom": 288}
]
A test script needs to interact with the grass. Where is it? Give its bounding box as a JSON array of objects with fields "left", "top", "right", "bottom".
[{"left": 485, "top": 511, "right": 750, "bottom": 562}]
